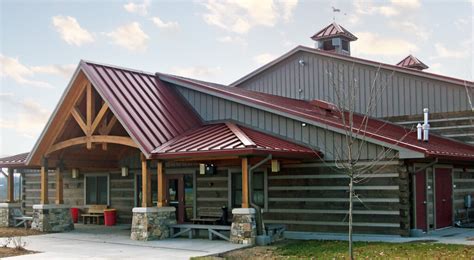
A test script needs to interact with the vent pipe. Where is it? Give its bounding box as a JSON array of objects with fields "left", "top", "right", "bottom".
[
  {"left": 417, "top": 123, "right": 422, "bottom": 141},
  {"left": 422, "top": 108, "right": 430, "bottom": 142}
]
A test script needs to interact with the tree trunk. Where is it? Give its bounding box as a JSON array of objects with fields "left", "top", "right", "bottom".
[{"left": 348, "top": 175, "right": 354, "bottom": 260}]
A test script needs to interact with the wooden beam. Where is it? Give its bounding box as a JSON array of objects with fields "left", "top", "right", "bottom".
[
  {"left": 40, "top": 158, "right": 49, "bottom": 204},
  {"left": 91, "top": 102, "right": 109, "bottom": 134},
  {"left": 55, "top": 167, "right": 63, "bottom": 204},
  {"left": 71, "top": 107, "right": 88, "bottom": 135},
  {"left": 141, "top": 155, "right": 152, "bottom": 207},
  {"left": 7, "top": 168, "right": 14, "bottom": 203},
  {"left": 86, "top": 83, "right": 92, "bottom": 149},
  {"left": 47, "top": 135, "right": 138, "bottom": 154},
  {"left": 157, "top": 161, "right": 166, "bottom": 207},
  {"left": 241, "top": 157, "right": 249, "bottom": 208}
]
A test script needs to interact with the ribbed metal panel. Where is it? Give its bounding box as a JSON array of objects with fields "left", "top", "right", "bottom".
[
  {"left": 235, "top": 50, "right": 472, "bottom": 117},
  {"left": 81, "top": 61, "right": 202, "bottom": 155}
]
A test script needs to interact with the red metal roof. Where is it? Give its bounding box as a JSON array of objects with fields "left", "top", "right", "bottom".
[
  {"left": 160, "top": 74, "right": 474, "bottom": 161},
  {"left": 311, "top": 22, "right": 358, "bottom": 41},
  {"left": 397, "top": 55, "right": 429, "bottom": 70},
  {"left": 80, "top": 61, "right": 202, "bottom": 157},
  {"left": 152, "top": 122, "right": 319, "bottom": 159},
  {"left": 0, "top": 152, "right": 29, "bottom": 167}
]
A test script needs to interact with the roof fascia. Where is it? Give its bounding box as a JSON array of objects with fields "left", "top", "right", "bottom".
[
  {"left": 160, "top": 75, "right": 426, "bottom": 159},
  {"left": 230, "top": 46, "right": 473, "bottom": 88},
  {"left": 26, "top": 63, "right": 84, "bottom": 165}
]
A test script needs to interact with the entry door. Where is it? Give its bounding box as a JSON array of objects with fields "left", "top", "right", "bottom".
[
  {"left": 415, "top": 170, "right": 427, "bottom": 231},
  {"left": 435, "top": 168, "right": 453, "bottom": 229},
  {"left": 167, "top": 175, "right": 185, "bottom": 223},
  {"left": 166, "top": 174, "right": 194, "bottom": 224}
]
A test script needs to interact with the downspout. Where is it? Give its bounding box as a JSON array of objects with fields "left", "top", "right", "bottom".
[{"left": 248, "top": 154, "right": 272, "bottom": 236}]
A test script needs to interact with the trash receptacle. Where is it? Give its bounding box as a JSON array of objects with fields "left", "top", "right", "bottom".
[
  {"left": 70, "top": 208, "right": 79, "bottom": 223},
  {"left": 104, "top": 209, "right": 117, "bottom": 226}
]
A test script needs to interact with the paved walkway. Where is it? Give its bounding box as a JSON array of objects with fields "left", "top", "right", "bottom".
[
  {"left": 286, "top": 227, "right": 474, "bottom": 245},
  {"left": 3, "top": 224, "right": 246, "bottom": 259}
]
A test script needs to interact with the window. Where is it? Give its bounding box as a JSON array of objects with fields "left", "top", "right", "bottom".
[
  {"left": 85, "top": 175, "right": 109, "bottom": 205},
  {"left": 322, "top": 40, "right": 335, "bottom": 51},
  {"left": 341, "top": 40, "right": 349, "bottom": 51},
  {"left": 232, "top": 171, "right": 265, "bottom": 208}
]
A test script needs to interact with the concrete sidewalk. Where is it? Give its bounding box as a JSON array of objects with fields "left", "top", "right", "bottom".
[
  {"left": 3, "top": 224, "right": 246, "bottom": 259},
  {"left": 285, "top": 227, "right": 474, "bottom": 245}
]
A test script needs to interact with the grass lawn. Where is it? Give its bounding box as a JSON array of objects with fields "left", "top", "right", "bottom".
[{"left": 201, "top": 240, "right": 474, "bottom": 259}]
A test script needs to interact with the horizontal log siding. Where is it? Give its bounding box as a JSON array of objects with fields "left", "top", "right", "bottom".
[
  {"left": 22, "top": 169, "right": 135, "bottom": 223},
  {"left": 176, "top": 86, "right": 396, "bottom": 161},
  {"left": 235, "top": 51, "right": 472, "bottom": 117},
  {"left": 196, "top": 169, "right": 229, "bottom": 215},
  {"left": 264, "top": 163, "right": 403, "bottom": 235},
  {"left": 453, "top": 168, "right": 474, "bottom": 221}
]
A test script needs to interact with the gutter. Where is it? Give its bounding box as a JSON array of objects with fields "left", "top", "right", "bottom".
[{"left": 248, "top": 154, "right": 272, "bottom": 236}]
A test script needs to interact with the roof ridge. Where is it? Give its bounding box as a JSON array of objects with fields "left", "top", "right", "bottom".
[{"left": 225, "top": 122, "right": 256, "bottom": 147}]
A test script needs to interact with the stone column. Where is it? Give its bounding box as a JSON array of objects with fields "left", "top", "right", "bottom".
[
  {"left": 230, "top": 208, "right": 257, "bottom": 245},
  {"left": 398, "top": 161, "right": 411, "bottom": 237},
  {"left": 0, "top": 203, "right": 22, "bottom": 227},
  {"left": 130, "top": 207, "right": 176, "bottom": 241},
  {"left": 31, "top": 204, "right": 74, "bottom": 232}
]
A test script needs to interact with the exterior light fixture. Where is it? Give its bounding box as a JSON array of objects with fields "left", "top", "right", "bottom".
[
  {"left": 72, "top": 168, "right": 80, "bottom": 179},
  {"left": 298, "top": 59, "right": 305, "bottom": 66},
  {"left": 121, "top": 166, "right": 129, "bottom": 177},
  {"left": 199, "top": 164, "right": 206, "bottom": 175},
  {"left": 301, "top": 123, "right": 307, "bottom": 127},
  {"left": 271, "top": 160, "right": 280, "bottom": 173}
]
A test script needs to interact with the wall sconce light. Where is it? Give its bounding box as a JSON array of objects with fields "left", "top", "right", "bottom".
[
  {"left": 121, "top": 166, "right": 129, "bottom": 177},
  {"left": 199, "top": 164, "right": 206, "bottom": 175},
  {"left": 72, "top": 168, "right": 80, "bottom": 179},
  {"left": 271, "top": 160, "right": 280, "bottom": 173}
]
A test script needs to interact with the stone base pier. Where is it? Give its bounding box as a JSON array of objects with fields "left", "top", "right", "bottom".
[
  {"left": 31, "top": 204, "right": 74, "bottom": 232},
  {"left": 230, "top": 208, "right": 257, "bottom": 245},
  {"left": 130, "top": 207, "right": 176, "bottom": 241}
]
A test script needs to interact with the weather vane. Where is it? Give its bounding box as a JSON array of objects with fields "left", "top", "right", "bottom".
[{"left": 331, "top": 6, "right": 347, "bottom": 22}]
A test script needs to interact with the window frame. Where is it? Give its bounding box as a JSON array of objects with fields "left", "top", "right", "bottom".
[
  {"left": 83, "top": 173, "right": 110, "bottom": 206},
  {"left": 228, "top": 168, "right": 268, "bottom": 211}
]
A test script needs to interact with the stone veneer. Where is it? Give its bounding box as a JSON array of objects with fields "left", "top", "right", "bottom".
[
  {"left": 230, "top": 208, "right": 257, "bottom": 245},
  {"left": 31, "top": 204, "right": 74, "bottom": 232},
  {"left": 0, "top": 203, "right": 22, "bottom": 227},
  {"left": 130, "top": 207, "right": 176, "bottom": 241}
]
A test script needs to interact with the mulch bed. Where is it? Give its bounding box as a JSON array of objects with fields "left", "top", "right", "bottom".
[
  {"left": 0, "top": 227, "right": 43, "bottom": 237},
  {"left": 0, "top": 247, "right": 35, "bottom": 258}
]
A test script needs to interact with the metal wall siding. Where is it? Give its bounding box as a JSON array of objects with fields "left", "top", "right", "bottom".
[
  {"left": 175, "top": 85, "right": 395, "bottom": 161},
  {"left": 236, "top": 51, "right": 471, "bottom": 117}
]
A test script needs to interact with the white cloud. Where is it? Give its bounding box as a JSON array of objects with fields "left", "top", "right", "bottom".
[
  {"left": 217, "top": 35, "right": 248, "bottom": 46},
  {"left": 0, "top": 54, "right": 54, "bottom": 88},
  {"left": 433, "top": 43, "right": 469, "bottom": 59},
  {"left": 0, "top": 95, "right": 50, "bottom": 139},
  {"left": 353, "top": 0, "right": 420, "bottom": 17},
  {"left": 151, "top": 16, "right": 179, "bottom": 30},
  {"left": 351, "top": 32, "right": 418, "bottom": 57},
  {"left": 253, "top": 53, "right": 277, "bottom": 65},
  {"left": 427, "top": 62, "right": 442, "bottom": 74},
  {"left": 123, "top": 0, "right": 150, "bottom": 16},
  {"left": 389, "top": 21, "right": 430, "bottom": 41},
  {"left": 201, "top": 0, "right": 299, "bottom": 34},
  {"left": 30, "top": 64, "right": 76, "bottom": 78},
  {"left": 106, "top": 22, "right": 149, "bottom": 51},
  {"left": 171, "top": 66, "right": 222, "bottom": 80},
  {"left": 52, "top": 16, "right": 94, "bottom": 46}
]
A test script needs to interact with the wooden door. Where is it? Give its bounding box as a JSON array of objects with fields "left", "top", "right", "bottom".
[
  {"left": 415, "top": 170, "right": 427, "bottom": 231},
  {"left": 435, "top": 168, "right": 453, "bottom": 229},
  {"left": 167, "top": 175, "right": 185, "bottom": 223}
]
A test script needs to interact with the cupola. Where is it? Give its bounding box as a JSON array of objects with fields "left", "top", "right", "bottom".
[
  {"left": 396, "top": 55, "right": 429, "bottom": 70},
  {"left": 311, "top": 22, "right": 357, "bottom": 56}
]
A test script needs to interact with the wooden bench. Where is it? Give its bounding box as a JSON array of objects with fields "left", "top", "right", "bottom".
[
  {"left": 265, "top": 224, "right": 286, "bottom": 242},
  {"left": 190, "top": 207, "right": 230, "bottom": 225},
  {"left": 82, "top": 205, "right": 107, "bottom": 224},
  {"left": 169, "top": 224, "right": 231, "bottom": 241}
]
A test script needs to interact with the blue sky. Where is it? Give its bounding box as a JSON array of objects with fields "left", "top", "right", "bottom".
[{"left": 0, "top": 0, "right": 473, "bottom": 156}]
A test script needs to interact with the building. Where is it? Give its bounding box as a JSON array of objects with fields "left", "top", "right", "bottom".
[{"left": 0, "top": 22, "right": 473, "bottom": 243}]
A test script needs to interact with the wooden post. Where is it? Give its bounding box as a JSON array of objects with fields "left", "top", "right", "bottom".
[
  {"left": 157, "top": 161, "right": 166, "bottom": 207},
  {"left": 55, "top": 167, "right": 64, "bottom": 205},
  {"left": 141, "top": 155, "right": 152, "bottom": 207},
  {"left": 7, "top": 168, "right": 14, "bottom": 203},
  {"left": 40, "top": 157, "right": 49, "bottom": 204},
  {"left": 241, "top": 157, "right": 249, "bottom": 208}
]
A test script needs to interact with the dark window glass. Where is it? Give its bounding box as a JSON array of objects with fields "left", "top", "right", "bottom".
[
  {"left": 86, "top": 176, "right": 108, "bottom": 205},
  {"left": 342, "top": 40, "right": 349, "bottom": 51},
  {"left": 232, "top": 172, "right": 264, "bottom": 208},
  {"left": 323, "top": 40, "right": 335, "bottom": 50}
]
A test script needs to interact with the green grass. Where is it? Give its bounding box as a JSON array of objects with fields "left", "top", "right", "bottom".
[{"left": 277, "top": 240, "right": 474, "bottom": 259}]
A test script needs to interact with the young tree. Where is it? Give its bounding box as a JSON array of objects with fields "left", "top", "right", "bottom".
[{"left": 315, "top": 63, "right": 412, "bottom": 259}]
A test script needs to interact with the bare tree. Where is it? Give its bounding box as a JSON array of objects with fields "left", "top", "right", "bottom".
[{"left": 313, "top": 63, "right": 412, "bottom": 259}]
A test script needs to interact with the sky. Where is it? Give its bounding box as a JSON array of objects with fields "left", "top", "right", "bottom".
[{"left": 0, "top": 0, "right": 473, "bottom": 157}]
